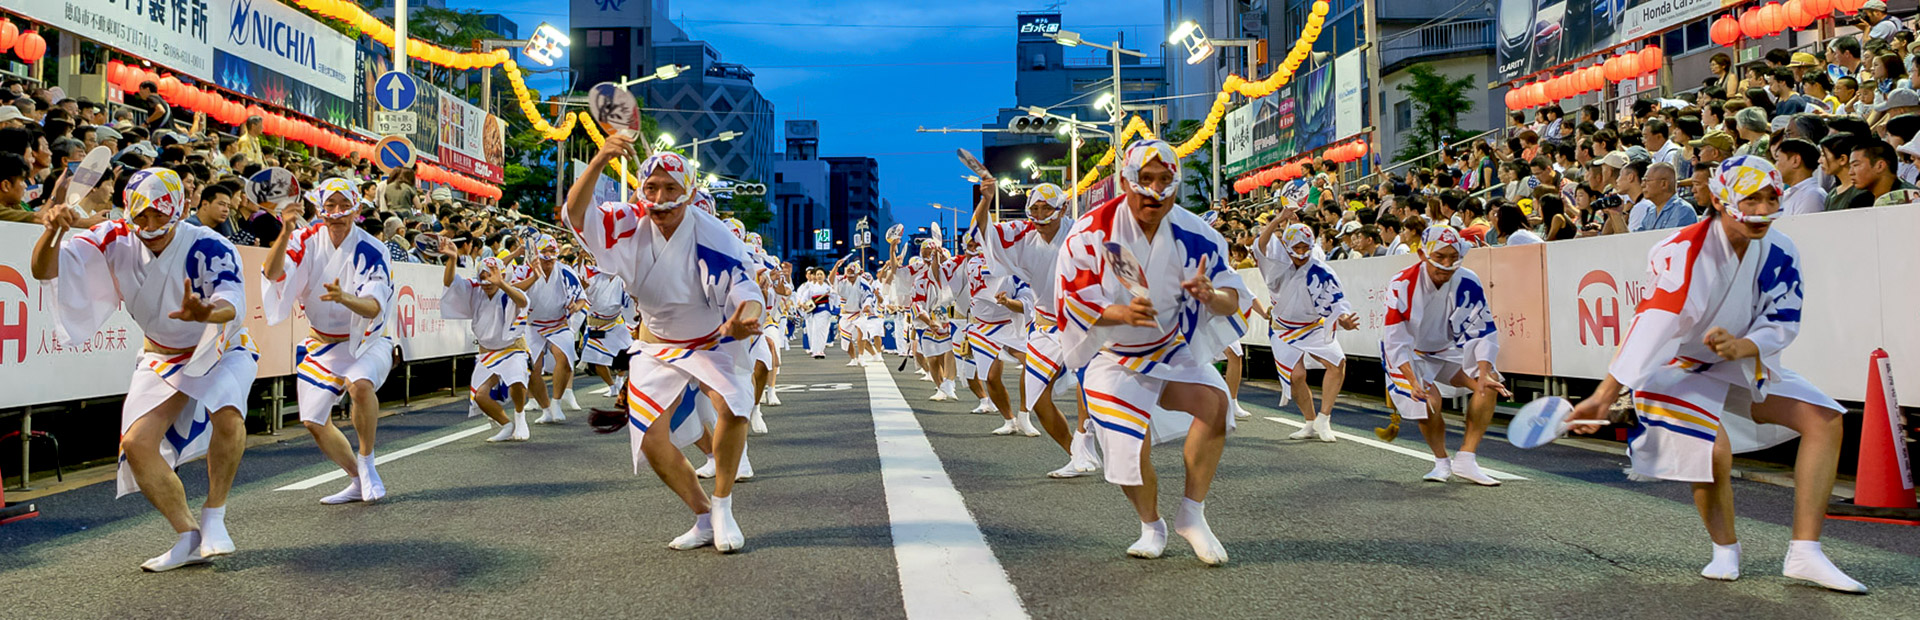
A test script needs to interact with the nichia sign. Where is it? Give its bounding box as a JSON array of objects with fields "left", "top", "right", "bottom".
[{"left": 228, "top": 0, "right": 328, "bottom": 74}]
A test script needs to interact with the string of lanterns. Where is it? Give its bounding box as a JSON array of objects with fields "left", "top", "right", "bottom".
[
  {"left": 100, "top": 59, "right": 501, "bottom": 199},
  {"left": 1712, "top": 0, "right": 1859, "bottom": 46},
  {"left": 1067, "top": 0, "right": 1330, "bottom": 198},
  {"left": 1231, "top": 139, "right": 1367, "bottom": 195},
  {"left": 0, "top": 20, "right": 46, "bottom": 64}
]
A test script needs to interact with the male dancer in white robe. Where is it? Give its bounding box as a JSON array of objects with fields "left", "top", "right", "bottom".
[
  {"left": 831, "top": 258, "right": 881, "bottom": 366},
  {"left": 262, "top": 178, "right": 397, "bottom": 504},
  {"left": 747, "top": 233, "right": 789, "bottom": 428},
  {"left": 1252, "top": 220, "right": 1357, "bottom": 443},
  {"left": 1381, "top": 224, "right": 1508, "bottom": 486},
  {"left": 1566, "top": 156, "right": 1865, "bottom": 592},
  {"left": 1054, "top": 140, "right": 1246, "bottom": 565},
  {"left": 520, "top": 234, "right": 586, "bottom": 424},
  {"left": 440, "top": 244, "right": 535, "bottom": 442},
  {"left": 567, "top": 138, "right": 764, "bottom": 553},
  {"left": 581, "top": 261, "right": 635, "bottom": 397},
  {"left": 977, "top": 180, "right": 1100, "bottom": 469},
  {"left": 32, "top": 169, "right": 258, "bottom": 571},
  {"left": 794, "top": 268, "right": 836, "bottom": 359},
  {"left": 952, "top": 220, "right": 1033, "bottom": 435},
  {"left": 942, "top": 236, "right": 998, "bottom": 414},
  {"left": 897, "top": 240, "right": 960, "bottom": 400}
]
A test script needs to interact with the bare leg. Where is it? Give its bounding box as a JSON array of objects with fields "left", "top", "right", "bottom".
[
  {"left": 640, "top": 392, "right": 711, "bottom": 514},
  {"left": 1451, "top": 371, "right": 1497, "bottom": 454},
  {"left": 1224, "top": 349, "right": 1243, "bottom": 401},
  {"left": 1317, "top": 358, "right": 1347, "bottom": 419},
  {"left": 1162, "top": 382, "right": 1228, "bottom": 502},
  {"left": 203, "top": 407, "right": 247, "bottom": 508},
  {"left": 1691, "top": 430, "right": 1738, "bottom": 545},
  {"left": 1119, "top": 437, "right": 1159, "bottom": 523},
  {"left": 1415, "top": 388, "right": 1449, "bottom": 458},
  {"left": 303, "top": 420, "right": 361, "bottom": 473},
  {"left": 1290, "top": 370, "right": 1318, "bottom": 421},
  {"left": 986, "top": 359, "right": 1014, "bottom": 420},
  {"left": 1752, "top": 398, "right": 1845, "bottom": 541},
  {"left": 593, "top": 364, "right": 617, "bottom": 388},
  {"left": 549, "top": 343, "right": 575, "bottom": 402},
  {"left": 347, "top": 380, "right": 380, "bottom": 457},
  {"left": 473, "top": 376, "right": 511, "bottom": 425},
  {"left": 509, "top": 384, "right": 529, "bottom": 412},
  {"left": 704, "top": 386, "right": 751, "bottom": 499},
  {"left": 121, "top": 392, "right": 197, "bottom": 533},
  {"left": 529, "top": 351, "right": 554, "bottom": 408},
  {"left": 1032, "top": 380, "right": 1072, "bottom": 451}
]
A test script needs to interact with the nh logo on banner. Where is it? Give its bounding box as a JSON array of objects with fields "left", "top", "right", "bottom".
[
  {"left": 0, "top": 266, "right": 29, "bottom": 363},
  {"left": 1574, "top": 269, "right": 1648, "bottom": 347}
]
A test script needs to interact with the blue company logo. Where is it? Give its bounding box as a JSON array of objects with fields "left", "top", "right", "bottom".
[
  {"left": 228, "top": 0, "right": 325, "bottom": 73},
  {"left": 598, "top": 0, "right": 626, "bottom": 10}
]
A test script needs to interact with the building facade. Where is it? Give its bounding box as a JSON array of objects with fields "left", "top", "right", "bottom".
[
  {"left": 981, "top": 12, "right": 1168, "bottom": 159},
  {"left": 645, "top": 34, "right": 777, "bottom": 185},
  {"left": 777, "top": 120, "right": 832, "bottom": 267}
]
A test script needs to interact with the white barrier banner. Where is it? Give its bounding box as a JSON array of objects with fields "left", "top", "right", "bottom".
[
  {"left": 0, "top": 225, "right": 145, "bottom": 408},
  {"left": 390, "top": 261, "right": 477, "bottom": 362},
  {"left": 1239, "top": 254, "right": 1419, "bottom": 362}
]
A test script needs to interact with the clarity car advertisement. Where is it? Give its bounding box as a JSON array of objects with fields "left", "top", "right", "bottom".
[{"left": 1496, "top": 0, "right": 1734, "bottom": 83}]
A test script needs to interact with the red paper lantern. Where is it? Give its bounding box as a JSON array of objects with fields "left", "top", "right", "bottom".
[
  {"left": 1638, "top": 47, "right": 1664, "bottom": 76},
  {"left": 1786, "top": 0, "right": 1815, "bottom": 28},
  {"left": 1740, "top": 7, "right": 1763, "bottom": 38},
  {"left": 1807, "top": 0, "right": 1832, "bottom": 15},
  {"left": 0, "top": 21, "right": 16, "bottom": 54},
  {"left": 1353, "top": 141, "right": 1369, "bottom": 159},
  {"left": 1836, "top": 0, "right": 1865, "bottom": 15},
  {"left": 1711, "top": 15, "right": 1742, "bottom": 45},
  {"left": 15, "top": 30, "right": 45, "bottom": 64},
  {"left": 1760, "top": 3, "right": 1784, "bottom": 34}
]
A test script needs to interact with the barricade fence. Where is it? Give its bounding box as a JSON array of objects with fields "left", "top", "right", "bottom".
[
  {"left": 1237, "top": 204, "right": 1920, "bottom": 408},
  {"left": 0, "top": 222, "right": 481, "bottom": 410}
]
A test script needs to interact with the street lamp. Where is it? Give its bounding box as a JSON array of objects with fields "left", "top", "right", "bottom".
[
  {"left": 1045, "top": 30, "right": 1146, "bottom": 131},
  {"left": 659, "top": 130, "right": 742, "bottom": 170},
  {"left": 1168, "top": 20, "right": 1265, "bottom": 209}
]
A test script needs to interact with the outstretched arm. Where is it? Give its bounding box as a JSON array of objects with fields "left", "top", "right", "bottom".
[{"left": 564, "top": 133, "right": 636, "bottom": 231}]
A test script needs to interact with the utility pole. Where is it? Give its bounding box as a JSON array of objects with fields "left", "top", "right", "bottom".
[{"left": 1363, "top": 0, "right": 1384, "bottom": 177}]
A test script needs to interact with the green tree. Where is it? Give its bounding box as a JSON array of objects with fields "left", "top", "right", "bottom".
[
  {"left": 722, "top": 190, "right": 774, "bottom": 231},
  {"left": 1393, "top": 64, "right": 1477, "bottom": 168}
]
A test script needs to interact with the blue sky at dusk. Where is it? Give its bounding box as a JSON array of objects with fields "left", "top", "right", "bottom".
[{"left": 452, "top": 0, "right": 1165, "bottom": 227}]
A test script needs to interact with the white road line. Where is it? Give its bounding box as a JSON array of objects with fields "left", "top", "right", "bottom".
[
  {"left": 1262, "top": 416, "right": 1528, "bottom": 481},
  {"left": 864, "top": 363, "right": 1029, "bottom": 620},
  {"left": 274, "top": 423, "right": 495, "bottom": 491}
]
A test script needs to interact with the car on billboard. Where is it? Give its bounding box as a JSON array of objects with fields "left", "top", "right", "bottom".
[{"left": 1499, "top": 0, "right": 1541, "bottom": 81}]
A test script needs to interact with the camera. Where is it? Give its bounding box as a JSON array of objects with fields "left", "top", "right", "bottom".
[{"left": 1592, "top": 194, "right": 1624, "bottom": 211}]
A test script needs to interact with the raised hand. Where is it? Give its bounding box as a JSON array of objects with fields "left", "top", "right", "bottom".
[
  {"left": 1702, "top": 326, "right": 1758, "bottom": 361},
  {"left": 724, "top": 304, "right": 761, "bottom": 340},
  {"left": 320, "top": 278, "right": 352, "bottom": 305},
  {"left": 1181, "top": 262, "right": 1216, "bottom": 305},
  {"left": 1337, "top": 312, "right": 1360, "bottom": 331},
  {"left": 169, "top": 278, "right": 218, "bottom": 323},
  {"left": 599, "top": 131, "right": 638, "bottom": 160}
]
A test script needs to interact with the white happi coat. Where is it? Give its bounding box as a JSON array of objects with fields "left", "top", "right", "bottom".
[
  {"left": 263, "top": 224, "right": 396, "bottom": 424},
  {"left": 1053, "top": 197, "right": 1248, "bottom": 485},
  {"left": 51, "top": 222, "right": 258, "bottom": 497},
  {"left": 524, "top": 261, "right": 585, "bottom": 369},
  {"left": 572, "top": 202, "right": 763, "bottom": 472},
  {"left": 1253, "top": 236, "right": 1353, "bottom": 401},
  {"left": 443, "top": 275, "right": 531, "bottom": 391},
  {"left": 581, "top": 266, "right": 634, "bottom": 367},
  {"left": 1380, "top": 260, "right": 1500, "bottom": 420},
  {"left": 906, "top": 258, "right": 954, "bottom": 355},
  {"left": 983, "top": 219, "right": 1071, "bottom": 408},
  {"left": 1611, "top": 219, "right": 1841, "bottom": 482}
]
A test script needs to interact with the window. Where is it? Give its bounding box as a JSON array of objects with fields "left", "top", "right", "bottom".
[{"left": 1395, "top": 100, "right": 1413, "bottom": 133}]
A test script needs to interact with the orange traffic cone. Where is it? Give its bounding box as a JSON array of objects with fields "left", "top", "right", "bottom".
[{"left": 1828, "top": 349, "right": 1920, "bottom": 525}]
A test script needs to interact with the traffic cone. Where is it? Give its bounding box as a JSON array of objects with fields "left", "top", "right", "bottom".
[{"left": 1828, "top": 349, "right": 1920, "bottom": 525}]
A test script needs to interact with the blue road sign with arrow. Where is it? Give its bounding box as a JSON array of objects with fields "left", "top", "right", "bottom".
[
  {"left": 376, "top": 71, "right": 419, "bottom": 112},
  {"left": 374, "top": 136, "right": 417, "bottom": 172}
]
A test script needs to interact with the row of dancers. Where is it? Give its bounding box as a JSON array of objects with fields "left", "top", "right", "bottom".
[{"left": 23, "top": 137, "right": 1866, "bottom": 592}]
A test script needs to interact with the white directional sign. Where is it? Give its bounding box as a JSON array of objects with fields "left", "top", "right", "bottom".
[
  {"left": 376, "top": 71, "right": 420, "bottom": 112},
  {"left": 373, "top": 111, "right": 418, "bottom": 135}
]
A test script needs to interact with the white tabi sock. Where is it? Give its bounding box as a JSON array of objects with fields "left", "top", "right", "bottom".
[
  {"left": 1173, "top": 498, "right": 1228, "bottom": 566},
  {"left": 510, "top": 408, "right": 531, "bottom": 441},
  {"left": 1784, "top": 540, "right": 1868, "bottom": 593},
  {"left": 141, "top": 531, "right": 209, "bottom": 572},
  {"left": 358, "top": 453, "right": 386, "bottom": 501},
  {"left": 667, "top": 512, "right": 715, "bottom": 550},
  {"left": 1312, "top": 414, "right": 1335, "bottom": 442},
  {"left": 1127, "top": 519, "right": 1167, "bottom": 559},
  {"left": 1701, "top": 542, "right": 1741, "bottom": 581},
  {"left": 712, "top": 495, "right": 744, "bottom": 553},
  {"left": 321, "top": 477, "right": 363, "bottom": 504},
  {"left": 198, "top": 506, "right": 233, "bottom": 557},
  {"left": 1423, "top": 456, "right": 1453, "bottom": 482},
  {"left": 695, "top": 454, "right": 718, "bottom": 479}
]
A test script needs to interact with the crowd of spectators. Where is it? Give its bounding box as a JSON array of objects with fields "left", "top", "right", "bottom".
[
  {"left": 1215, "top": 10, "right": 1920, "bottom": 258},
  {"left": 0, "top": 78, "right": 567, "bottom": 266}
]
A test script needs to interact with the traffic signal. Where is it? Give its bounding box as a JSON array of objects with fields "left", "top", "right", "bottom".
[{"left": 1007, "top": 114, "right": 1062, "bottom": 135}]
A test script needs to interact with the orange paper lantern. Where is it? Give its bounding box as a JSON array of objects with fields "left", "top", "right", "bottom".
[
  {"left": 1760, "top": 3, "right": 1785, "bottom": 35},
  {"left": 1836, "top": 0, "right": 1864, "bottom": 15},
  {"left": 1807, "top": 0, "right": 1832, "bottom": 14},
  {"left": 15, "top": 30, "right": 46, "bottom": 64},
  {"left": 1786, "top": 0, "right": 1816, "bottom": 28},
  {"left": 1711, "top": 15, "right": 1742, "bottom": 45},
  {"left": 1740, "top": 7, "right": 1764, "bottom": 38},
  {"left": 1638, "top": 47, "right": 1664, "bottom": 76},
  {"left": 0, "top": 21, "right": 16, "bottom": 54}
]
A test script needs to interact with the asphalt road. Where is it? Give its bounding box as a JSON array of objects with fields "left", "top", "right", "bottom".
[{"left": 4, "top": 351, "right": 1919, "bottom": 619}]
